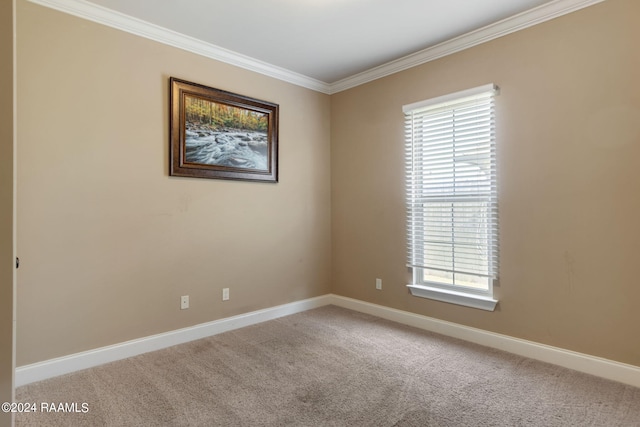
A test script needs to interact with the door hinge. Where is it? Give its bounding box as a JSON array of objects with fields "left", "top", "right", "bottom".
[{"left": 16, "top": 257, "right": 19, "bottom": 269}]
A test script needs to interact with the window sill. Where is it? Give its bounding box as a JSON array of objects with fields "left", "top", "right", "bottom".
[{"left": 407, "top": 284, "right": 498, "bottom": 311}]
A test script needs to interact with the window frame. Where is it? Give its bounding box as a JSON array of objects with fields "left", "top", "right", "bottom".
[{"left": 404, "top": 84, "right": 499, "bottom": 311}]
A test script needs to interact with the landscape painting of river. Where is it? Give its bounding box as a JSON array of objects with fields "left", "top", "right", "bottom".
[
  {"left": 170, "top": 77, "right": 279, "bottom": 182},
  {"left": 185, "top": 95, "right": 269, "bottom": 170}
]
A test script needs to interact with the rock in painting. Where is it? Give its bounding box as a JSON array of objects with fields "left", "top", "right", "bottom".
[{"left": 185, "top": 127, "right": 269, "bottom": 171}]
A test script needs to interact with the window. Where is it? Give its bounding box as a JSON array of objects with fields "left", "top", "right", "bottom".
[{"left": 404, "top": 84, "right": 499, "bottom": 311}]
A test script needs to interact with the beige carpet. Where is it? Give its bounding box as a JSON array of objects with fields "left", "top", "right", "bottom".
[{"left": 15, "top": 305, "right": 640, "bottom": 426}]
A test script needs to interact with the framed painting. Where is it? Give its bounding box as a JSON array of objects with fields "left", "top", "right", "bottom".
[{"left": 169, "top": 77, "right": 279, "bottom": 182}]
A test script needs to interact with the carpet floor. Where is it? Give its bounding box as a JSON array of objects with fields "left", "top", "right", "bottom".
[{"left": 15, "top": 305, "right": 640, "bottom": 426}]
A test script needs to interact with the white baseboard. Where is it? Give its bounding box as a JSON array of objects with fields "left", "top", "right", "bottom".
[
  {"left": 15, "top": 295, "right": 332, "bottom": 387},
  {"left": 329, "top": 295, "right": 640, "bottom": 389},
  {"left": 16, "top": 293, "right": 640, "bottom": 389}
]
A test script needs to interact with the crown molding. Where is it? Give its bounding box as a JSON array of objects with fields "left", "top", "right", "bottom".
[
  {"left": 26, "top": 0, "right": 333, "bottom": 94},
  {"left": 327, "top": 0, "right": 606, "bottom": 94},
  {"left": 28, "top": 0, "right": 605, "bottom": 95}
]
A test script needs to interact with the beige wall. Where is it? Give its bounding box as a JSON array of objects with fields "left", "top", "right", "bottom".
[
  {"left": 16, "top": 0, "right": 640, "bottom": 371},
  {"left": 16, "top": 1, "right": 331, "bottom": 365},
  {"left": 331, "top": 0, "right": 640, "bottom": 366},
  {"left": 0, "top": 0, "right": 15, "bottom": 424}
]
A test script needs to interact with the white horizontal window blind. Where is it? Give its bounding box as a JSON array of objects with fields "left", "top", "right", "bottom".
[{"left": 404, "top": 84, "right": 499, "bottom": 295}]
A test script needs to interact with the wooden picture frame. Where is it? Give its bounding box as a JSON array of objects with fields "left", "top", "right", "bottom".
[{"left": 170, "top": 77, "right": 279, "bottom": 182}]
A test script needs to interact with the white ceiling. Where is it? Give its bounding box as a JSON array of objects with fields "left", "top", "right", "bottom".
[
  {"left": 83, "top": 0, "right": 553, "bottom": 83},
  {"left": 31, "top": 0, "right": 604, "bottom": 92}
]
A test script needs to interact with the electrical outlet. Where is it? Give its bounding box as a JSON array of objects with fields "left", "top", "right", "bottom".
[
  {"left": 222, "top": 288, "right": 229, "bottom": 301},
  {"left": 181, "top": 295, "right": 189, "bottom": 310},
  {"left": 375, "top": 278, "right": 382, "bottom": 290}
]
